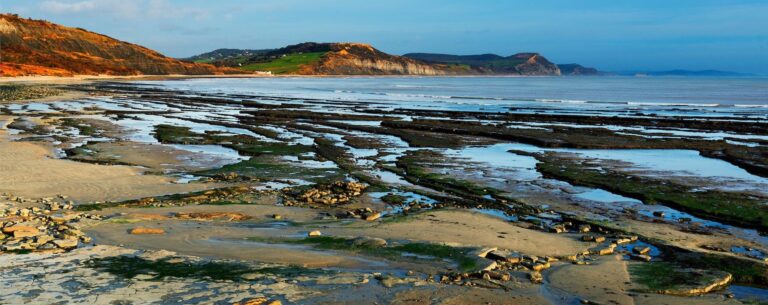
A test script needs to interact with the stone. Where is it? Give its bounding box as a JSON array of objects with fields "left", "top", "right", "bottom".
[
  {"left": 52, "top": 238, "right": 79, "bottom": 249},
  {"left": 484, "top": 271, "right": 510, "bottom": 281},
  {"left": 35, "top": 235, "right": 54, "bottom": 245},
  {"left": 174, "top": 212, "right": 249, "bottom": 221},
  {"left": 589, "top": 244, "right": 616, "bottom": 256},
  {"left": 272, "top": 214, "right": 282, "bottom": 220},
  {"left": 485, "top": 250, "right": 522, "bottom": 264},
  {"left": 549, "top": 224, "right": 566, "bottom": 233},
  {"left": 307, "top": 230, "right": 322, "bottom": 237},
  {"left": 364, "top": 212, "right": 382, "bottom": 221},
  {"left": 524, "top": 261, "right": 551, "bottom": 271},
  {"left": 3, "top": 225, "right": 40, "bottom": 238},
  {"left": 232, "top": 297, "right": 282, "bottom": 305},
  {"left": 630, "top": 254, "right": 652, "bottom": 262},
  {"left": 129, "top": 228, "right": 165, "bottom": 235},
  {"left": 578, "top": 225, "right": 591, "bottom": 233},
  {"left": 613, "top": 238, "right": 632, "bottom": 245},
  {"left": 351, "top": 237, "right": 387, "bottom": 248},
  {"left": 633, "top": 246, "right": 651, "bottom": 255},
  {"left": 581, "top": 235, "right": 606, "bottom": 243},
  {"left": 529, "top": 271, "right": 543, "bottom": 284}
]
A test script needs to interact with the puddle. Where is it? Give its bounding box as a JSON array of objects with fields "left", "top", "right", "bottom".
[
  {"left": 574, "top": 189, "right": 641, "bottom": 204},
  {"left": 731, "top": 246, "right": 767, "bottom": 260},
  {"left": 446, "top": 143, "right": 541, "bottom": 181},
  {"left": 728, "top": 285, "right": 768, "bottom": 304}
]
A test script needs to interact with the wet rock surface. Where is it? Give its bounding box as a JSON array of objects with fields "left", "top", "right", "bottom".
[{"left": 0, "top": 194, "right": 97, "bottom": 253}]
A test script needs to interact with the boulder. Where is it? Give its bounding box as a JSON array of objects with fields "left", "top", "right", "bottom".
[
  {"left": 52, "top": 238, "right": 78, "bottom": 249},
  {"left": 3, "top": 225, "right": 40, "bottom": 238}
]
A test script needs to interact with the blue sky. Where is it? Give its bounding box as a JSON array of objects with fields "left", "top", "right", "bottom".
[{"left": 4, "top": 0, "right": 768, "bottom": 73}]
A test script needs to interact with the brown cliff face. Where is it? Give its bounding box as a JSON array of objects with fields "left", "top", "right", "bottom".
[
  {"left": 511, "top": 53, "right": 561, "bottom": 76},
  {"left": 0, "top": 14, "right": 238, "bottom": 76},
  {"left": 294, "top": 43, "right": 472, "bottom": 75}
]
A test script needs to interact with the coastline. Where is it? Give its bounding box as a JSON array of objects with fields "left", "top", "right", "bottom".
[{"left": 0, "top": 76, "right": 765, "bottom": 304}]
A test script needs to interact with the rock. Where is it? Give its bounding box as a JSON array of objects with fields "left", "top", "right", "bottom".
[
  {"left": 613, "top": 238, "right": 632, "bottom": 245},
  {"left": 549, "top": 224, "right": 566, "bottom": 233},
  {"left": 3, "top": 225, "right": 40, "bottom": 238},
  {"left": 589, "top": 244, "right": 616, "bottom": 256},
  {"left": 129, "top": 228, "right": 165, "bottom": 235},
  {"left": 35, "top": 235, "right": 54, "bottom": 245},
  {"left": 529, "top": 271, "right": 543, "bottom": 284},
  {"left": 315, "top": 275, "right": 369, "bottom": 285},
  {"left": 290, "top": 181, "right": 368, "bottom": 206},
  {"left": 52, "top": 238, "right": 78, "bottom": 249},
  {"left": 581, "top": 235, "right": 606, "bottom": 243},
  {"left": 272, "top": 214, "right": 282, "bottom": 220},
  {"left": 630, "top": 254, "right": 652, "bottom": 262},
  {"left": 641, "top": 268, "right": 733, "bottom": 296},
  {"left": 174, "top": 212, "right": 249, "bottom": 221},
  {"left": 364, "top": 212, "right": 382, "bottom": 221},
  {"left": 578, "top": 225, "right": 591, "bottom": 233},
  {"left": 351, "top": 237, "right": 387, "bottom": 248},
  {"left": 232, "top": 297, "right": 282, "bottom": 305},
  {"left": 524, "top": 261, "right": 551, "bottom": 271},
  {"left": 378, "top": 274, "right": 411, "bottom": 288},
  {"left": 633, "top": 246, "right": 651, "bottom": 255},
  {"left": 307, "top": 230, "right": 322, "bottom": 237},
  {"left": 483, "top": 271, "right": 510, "bottom": 281},
  {"left": 485, "top": 250, "right": 522, "bottom": 264}
]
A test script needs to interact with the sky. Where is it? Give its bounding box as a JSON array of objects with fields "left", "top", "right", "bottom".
[{"left": 3, "top": 0, "right": 768, "bottom": 74}]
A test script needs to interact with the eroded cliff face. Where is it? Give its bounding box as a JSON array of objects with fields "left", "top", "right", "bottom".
[
  {"left": 512, "top": 53, "right": 561, "bottom": 76},
  {"left": 0, "top": 14, "right": 238, "bottom": 76},
  {"left": 295, "top": 43, "right": 471, "bottom": 75},
  {"left": 403, "top": 52, "right": 562, "bottom": 76}
]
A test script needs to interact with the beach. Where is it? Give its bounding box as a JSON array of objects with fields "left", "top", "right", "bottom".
[{"left": 0, "top": 76, "right": 766, "bottom": 304}]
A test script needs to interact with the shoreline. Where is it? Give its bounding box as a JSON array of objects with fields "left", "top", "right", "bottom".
[{"left": 0, "top": 79, "right": 765, "bottom": 304}]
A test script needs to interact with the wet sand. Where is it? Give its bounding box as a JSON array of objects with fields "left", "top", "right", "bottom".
[{"left": 0, "top": 116, "right": 215, "bottom": 202}]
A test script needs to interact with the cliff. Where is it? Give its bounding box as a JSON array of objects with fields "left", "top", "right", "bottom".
[
  {"left": 290, "top": 43, "right": 471, "bottom": 75},
  {"left": 0, "top": 14, "right": 238, "bottom": 76},
  {"left": 202, "top": 42, "right": 472, "bottom": 75},
  {"left": 403, "top": 52, "right": 561, "bottom": 76},
  {"left": 558, "top": 64, "right": 600, "bottom": 75}
]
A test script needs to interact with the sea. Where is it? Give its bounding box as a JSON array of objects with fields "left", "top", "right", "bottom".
[{"left": 143, "top": 76, "right": 768, "bottom": 118}]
